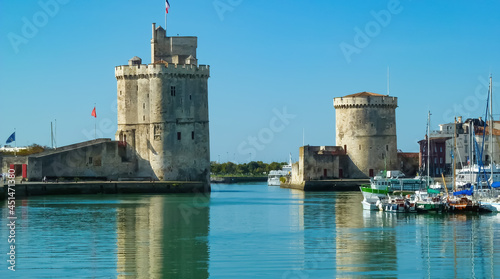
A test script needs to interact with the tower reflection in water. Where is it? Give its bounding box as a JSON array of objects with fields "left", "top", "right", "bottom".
[
  {"left": 288, "top": 190, "right": 398, "bottom": 278},
  {"left": 335, "top": 192, "right": 397, "bottom": 278},
  {"left": 116, "top": 195, "right": 210, "bottom": 278}
]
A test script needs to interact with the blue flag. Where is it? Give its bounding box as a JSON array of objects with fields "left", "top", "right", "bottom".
[{"left": 6, "top": 132, "right": 15, "bottom": 144}]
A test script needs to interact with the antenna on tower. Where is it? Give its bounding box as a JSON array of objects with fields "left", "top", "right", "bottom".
[{"left": 387, "top": 66, "right": 390, "bottom": 96}]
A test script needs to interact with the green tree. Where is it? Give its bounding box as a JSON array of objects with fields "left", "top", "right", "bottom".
[
  {"left": 210, "top": 161, "right": 222, "bottom": 174},
  {"left": 237, "top": 163, "right": 249, "bottom": 175},
  {"left": 248, "top": 161, "right": 259, "bottom": 173},
  {"left": 222, "top": 162, "right": 236, "bottom": 174},
  {"left": 267, "top": 162, "right": 281, "bottom": 173}
]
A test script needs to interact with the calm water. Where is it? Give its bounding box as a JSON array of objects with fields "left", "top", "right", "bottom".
[{"left": 2, "top": 182, "right": 500, "bottom": 278}]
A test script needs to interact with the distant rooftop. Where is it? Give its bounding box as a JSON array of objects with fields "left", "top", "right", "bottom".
[{"left": 343, "top": 92, "right": 387, "bottom": 97}]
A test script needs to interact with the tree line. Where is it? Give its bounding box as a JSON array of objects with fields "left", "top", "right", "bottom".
[
  {"left": 211, "top": 161, "right": 288, "bottom": 176},
  {"left": 0, "top": 144, "right": 46, "bottom": 156}
]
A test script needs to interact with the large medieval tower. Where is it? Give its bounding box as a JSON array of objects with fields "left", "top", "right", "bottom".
[
  {"left": 115, "top": 23, "right": 210, "bottom": 184},
  {"left": 334, "top": 92, "right": 398, "bottom": 178}
]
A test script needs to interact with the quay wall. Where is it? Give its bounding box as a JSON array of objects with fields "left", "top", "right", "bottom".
[
  {"left": 2, "top": 181, "right": 209, "bottom": 198},
  {"left": 283, "top": 179, "right": 370, "bottom": 191}
]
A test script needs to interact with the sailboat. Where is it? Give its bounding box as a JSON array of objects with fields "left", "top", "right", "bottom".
[
  {"left": 477, "top": 75, "right": 500, "bottom": 211},
  {"left": 448, "top": 76, "right": 495, "bottom": 212},
  {"left": 413, "top": 111, "right": 446, "bottom": 212}
]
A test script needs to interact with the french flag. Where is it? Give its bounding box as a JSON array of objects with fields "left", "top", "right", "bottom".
[{"left": 166, "top": 0, "right": 170, "bottom": 13}]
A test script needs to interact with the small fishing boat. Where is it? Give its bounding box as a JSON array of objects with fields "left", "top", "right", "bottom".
[
  {"left": 414, "top": 190, "right": 445, "bottom": 213},
  {"left": 377, "top": 195, "right": 416, "bottom": 213}
]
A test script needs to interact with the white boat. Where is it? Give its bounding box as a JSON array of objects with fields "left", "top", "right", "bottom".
[
  {"left": 377, "top": 195, "right": 416, "bottom": 213},
  {"left": 455, "top": 163, "right": 500, "bottom": 189},
  {"left": 267, "top": 156, "right": 292, "bottom": 186},
  {"left": 361, "top": 196, "right": 382, "bottom": 211},
  {"left": 479, "top": 197, "right": 500, "bottom": 212},
  {"left": 267, "top": 169, "right": 290, "bottom": 186}
]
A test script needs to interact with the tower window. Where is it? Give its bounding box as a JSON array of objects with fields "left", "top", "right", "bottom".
[
  {"left": 177, "top": 132, "right": 181, "bottom": 140},
  {"left": 189, "top": 95, "right": 192, "bottom": 100},
  {"left": 143, "top": 115, "right": 145, "bottom": 121},
  {"left": 386, "top": 145, "right": 388, "bottom": 151},
  {"left": 359, "top": 145, "right": 361, "bottom": 150},
  {"left": 154, "top": 124, "right": 162, "bottom": 141},
  {"left": 171, "top": 86, "right": 176, "bottom": 96},
  {"left": 88, "top": 157, "right": 93, "bottom": 164},
  {"left": 192, "top": 131, "right": 194, "bottom": 140},
  {"left": 143, "top": 103, "right": 145, "bottom": 109}
]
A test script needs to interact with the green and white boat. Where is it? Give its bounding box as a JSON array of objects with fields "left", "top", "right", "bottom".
[
  {"left": 360, "top": 173, "right": 430, "bottom": 211},
  {"left": 413, "top": 189, "right": 445, "bottom": 212}
]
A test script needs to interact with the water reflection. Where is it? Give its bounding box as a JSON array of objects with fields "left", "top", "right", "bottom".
[
  {"left": 335, "top": 192, "right": 397, "bottom": 278},
  {"left": 116, "top": 194, "right": 210, "bottom": 279},
  {"left": 288, "top": 190, "right": 500, "bottom": 278},
  {"left": 4, "top": 184, "right": 500, "bottom": 278}
]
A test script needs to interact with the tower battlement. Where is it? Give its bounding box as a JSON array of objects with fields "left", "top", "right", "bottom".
[
  {"left": 333, "top": 93, "right": 397, "bottom": 109},
  {"left": 115, "top": 63, "right": 210, "bottom": 79}
]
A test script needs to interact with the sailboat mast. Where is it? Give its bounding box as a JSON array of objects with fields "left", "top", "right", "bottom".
[
  {"left": 427, "top": 111, "right": 430, "bottom": 186},
  {"left": 490, "top": 75, "right": 493, "bottom": 181},
  {"left": 453, "top": 117, "right": 457, "bottom": 191}
]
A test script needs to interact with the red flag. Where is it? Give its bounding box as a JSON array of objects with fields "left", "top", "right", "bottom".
[
  {"left": 91, "top": 107, "right": 96, "bottom": 118},
  {"left": 166, "top": 0, "right": 170, "bottom": 13}
]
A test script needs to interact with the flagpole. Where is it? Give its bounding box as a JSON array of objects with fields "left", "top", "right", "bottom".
[
  {"left": 165, "top": 6, "right": 167, "bottom": 36},
  {"left": 55, "top": 119, "right": 57, "bottom": 149},
  {"left": 94, "top": 103, "right": 97, "bottom": 140},
  {"left": 14, "top": 128, "right": 17, "bottom": 157}
]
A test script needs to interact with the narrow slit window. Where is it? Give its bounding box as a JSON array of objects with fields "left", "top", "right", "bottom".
[{"left": 177, "top": 132, "right": 181, "bottom": 140}]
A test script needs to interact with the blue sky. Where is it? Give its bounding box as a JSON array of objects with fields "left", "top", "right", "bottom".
[{"left": 1, "top": 0, "right": 500, "bottom": 163}]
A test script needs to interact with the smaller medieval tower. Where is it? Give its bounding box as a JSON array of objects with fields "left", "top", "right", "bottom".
[
  {"left": 115, "top": 23, "right": 210, "bottom": 184},
  {"left": 333, "top": 92, "right": 397, "bottom": 178}
]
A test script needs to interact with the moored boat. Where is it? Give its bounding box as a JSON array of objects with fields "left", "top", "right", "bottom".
[
  {"left": 414, "top": 190, "right": 445, "bottom": 213},
  {"left": 267, "top": 156, "right": 292, "bottom": 186},
  {"left": 377, "top": 195, "right": 416, "bottom": 213}
]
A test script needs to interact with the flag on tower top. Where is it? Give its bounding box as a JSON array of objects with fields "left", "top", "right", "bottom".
[
  {"left": 91, "top": 107, "right": 97, "bottom": 118},
  {"left": 6, "top": 132, "right": 15, "bottom": 144},
  {"left": 166, "top": 0, "right": 170, "bottom": 13}
]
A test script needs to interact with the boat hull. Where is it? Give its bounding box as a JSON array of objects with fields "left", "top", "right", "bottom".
[{"left": 361, "top": 198, "right": 380, "bottom": 211}]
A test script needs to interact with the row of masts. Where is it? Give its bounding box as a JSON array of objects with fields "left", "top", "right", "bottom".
[{"left": 428, "top": 75, "right": 493, "bottom": 192}]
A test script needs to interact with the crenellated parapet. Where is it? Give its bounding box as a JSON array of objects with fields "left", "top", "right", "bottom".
[
  {"left": 333, "top": 94, "right": 397, "bottom": 109},
  {"left": 115, "top": 63, "right": 210, "bottom": 80}
]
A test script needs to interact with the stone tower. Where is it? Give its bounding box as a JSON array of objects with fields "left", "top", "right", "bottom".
[
  {"left": 115, "top": 23, "right": 210, "bottom": 184},
  {"left": 333, "top": 92, "right": 397, "bottom": 178}
]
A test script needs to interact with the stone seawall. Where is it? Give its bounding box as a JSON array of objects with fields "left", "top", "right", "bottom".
[
  {"left": 282, "top": 179, "right": 370, "bottom": 191},
  {"left": 2, "top": 181, "right": 209, "bottom": 198},
  {"left": 210, "top": 176, "right": 268, "bottom": 184}
]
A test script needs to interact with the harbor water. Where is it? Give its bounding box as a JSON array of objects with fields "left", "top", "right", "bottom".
[{"left": 2, "top": 182, "right": 500, "bottom": 278}]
